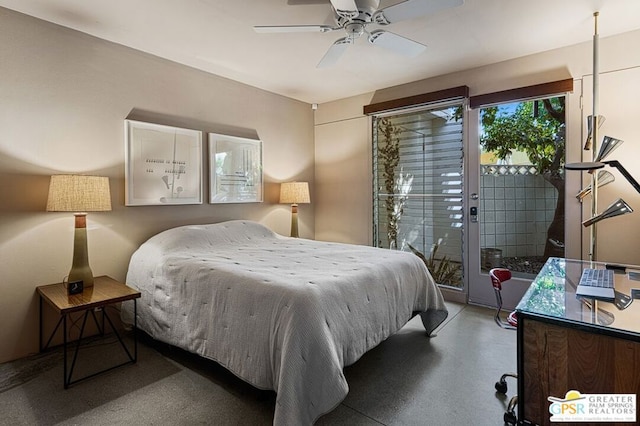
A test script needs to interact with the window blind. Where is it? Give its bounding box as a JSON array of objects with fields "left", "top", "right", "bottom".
[{"left": 373, "top": 104, "right": 464, "bottom": 284}]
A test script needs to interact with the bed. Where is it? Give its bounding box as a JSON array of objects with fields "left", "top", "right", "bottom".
[{"left": 121, "top": 220, "right": 448, "bottom": 425}]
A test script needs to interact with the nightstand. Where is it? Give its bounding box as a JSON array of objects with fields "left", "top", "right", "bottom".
[{"left": 37, "top": 275, "right": 141, "bottom": 388}]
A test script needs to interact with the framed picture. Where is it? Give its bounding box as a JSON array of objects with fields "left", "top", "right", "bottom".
[
  {"left": 209, "top": 133, "right": 263, "bottom": 203},
  {"left": 125, "top": 120, "right": 203, "bottom": 206}
]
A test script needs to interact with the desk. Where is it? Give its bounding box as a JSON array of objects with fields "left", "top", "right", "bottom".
[
  {"left": 516, "top": 257, "right": 640, "bottom": 425},
  {"left": 37, "top": 276, "right": 141, "bottom": 388}
]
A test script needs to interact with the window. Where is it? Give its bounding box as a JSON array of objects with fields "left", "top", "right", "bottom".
[
  {"left": 373, "top": 101, "right": 464, "bottom": 287},
  {"left": 478, "top": 97, "right": 566, "bottom": 277}
]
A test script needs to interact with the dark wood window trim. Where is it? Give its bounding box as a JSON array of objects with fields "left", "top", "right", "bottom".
[
  {"left": 469, "top": 78, "right": 574, "bottom": 109},
  {"left": 364, "top": 86, "right": 469, "bottom": 115}
]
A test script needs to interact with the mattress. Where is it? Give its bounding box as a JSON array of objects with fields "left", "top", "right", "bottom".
[{"left": 122, "top": 220, "right": 448, "bottom": 425}]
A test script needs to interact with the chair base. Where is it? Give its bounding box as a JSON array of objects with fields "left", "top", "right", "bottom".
[
  {"left": 504, "top": 395, "right": 518, "bottom": 425},
  {"left": 496, "top": 373, "right": 518, "bottom": 424},
  {"left": 495, "top": 310, "right": 517, "bottom": 329}
]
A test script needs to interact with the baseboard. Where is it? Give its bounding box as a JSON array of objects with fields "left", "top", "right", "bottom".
[{"left": 439, "top": 286, "right": 467, "bottom": 304}]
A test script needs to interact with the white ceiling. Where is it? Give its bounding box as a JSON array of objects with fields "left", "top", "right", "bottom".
[{"left": 2, "top": 0, "right": 640, "bottom": 104}]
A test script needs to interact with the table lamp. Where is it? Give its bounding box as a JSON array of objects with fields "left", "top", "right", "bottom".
[
  {"left": 46, "top": 175, "right": 112, "bottom": 288},
  {"left": 279, "top": 182, "right": 310, "bottom": 237}
]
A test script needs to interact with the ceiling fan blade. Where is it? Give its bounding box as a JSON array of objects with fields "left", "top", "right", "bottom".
[
  {"left": 254, "top": 25, "right": 336, "bottom": 33},
  {"left": 374, "top": 0, "right": 464, "bottom": 25},
  {"left": 287, "top": 0, "right": 328, "bottom": 4},
  {"left": 329, "top": 0, "right": 359, "bottom": 19},
  {"left": 368, "top": 30, "right": 426, "bottom": 57},
  {"left": 317, "top": 37, "right": 351, "bottom": 68}
]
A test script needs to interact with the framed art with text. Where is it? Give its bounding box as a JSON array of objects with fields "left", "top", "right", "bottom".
[
  {"left": 209, "top": 133, "right": 263, "bottom": 203},
  {"left": 125, "top": 120, "right": 203, "bottom": 206}
]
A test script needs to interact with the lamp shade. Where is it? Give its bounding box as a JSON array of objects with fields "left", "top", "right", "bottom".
[
  {"left": 596, "top": 136, "right": 623, "bottom": 161},
  {"left": 583, "top": 198, "right": 633, "bottom": 227},
  {"left": 576, "top": 170, "right": 615, "bottom": 201},
  {"left": 47, "top": 175, "right": 112, "bottom": 212},
  {"left": 279, "top": 182, "right": 310, "bottom": 204}
]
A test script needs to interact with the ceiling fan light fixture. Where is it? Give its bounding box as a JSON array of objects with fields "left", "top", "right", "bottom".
[{"left": 345, "top": 22, "right": 365, "bottom": 39}]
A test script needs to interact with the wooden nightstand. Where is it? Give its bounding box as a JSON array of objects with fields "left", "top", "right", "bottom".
[{"left": 37, "top": 275, "right": 141, "bottom": 388}]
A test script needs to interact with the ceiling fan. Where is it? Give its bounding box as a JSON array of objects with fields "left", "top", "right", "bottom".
[{"left": 254, "top": 0, "right": 464, "bottom": 67}]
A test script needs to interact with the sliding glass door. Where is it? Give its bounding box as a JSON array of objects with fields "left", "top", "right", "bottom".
[{"left": 372, "top": 94, "right": 566, "bottom": 308}]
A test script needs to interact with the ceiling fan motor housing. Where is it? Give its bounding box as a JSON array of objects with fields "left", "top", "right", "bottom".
[{"left": 335, "top": 0, "right": 380, "bottom": 27}]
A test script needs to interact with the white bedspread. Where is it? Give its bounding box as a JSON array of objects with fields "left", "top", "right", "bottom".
[{"left": 122, "top": 220, "right": 447, "bottom": 425}]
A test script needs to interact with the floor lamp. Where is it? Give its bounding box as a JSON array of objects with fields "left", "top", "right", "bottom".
[
  {"left": 280, "top": 182, "right": 310, "bottom": 238},
  {"left": 46, "top": 175, "right": 112, "bottom": 288},
  {"left": 564, "top": 12, "right": 633, "bottom": 260}
]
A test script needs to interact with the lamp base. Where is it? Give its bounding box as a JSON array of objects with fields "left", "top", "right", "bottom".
[
  {"left": 290, "top": 204, "right": 299, "bottom": 238},
  {"left": 69, "top": 213, "right": 95, "bottom": 288}
]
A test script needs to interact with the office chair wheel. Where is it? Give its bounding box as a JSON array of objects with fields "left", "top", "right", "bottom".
[
  {"left": 504, "top": 410, "right": 517, "bottom": 425},
  {"left": 504, "top": 395, "right": 518, "bottom": 425},
  {"left": 495, "top": 379, "right": 508, "bottom": 394}
]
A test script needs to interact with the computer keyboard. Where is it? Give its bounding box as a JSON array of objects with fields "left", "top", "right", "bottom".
[
  {"left": 576, "top": 268, "right": 615, "bottom": 300},
  {"left": 580, "top": 268, "right": 614, "bottom": 288}
]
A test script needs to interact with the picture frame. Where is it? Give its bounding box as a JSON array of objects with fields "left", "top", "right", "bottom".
[
  {"left": 125, "top": 120, "right": 203, "bottom": 206},
  {"left": 209, "top": 133, "right": 263, "bottom": 203}
]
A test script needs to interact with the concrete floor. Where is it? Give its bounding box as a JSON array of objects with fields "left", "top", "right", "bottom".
[{"left": 0, "top": 303, "right": 517, "bottom": 425}]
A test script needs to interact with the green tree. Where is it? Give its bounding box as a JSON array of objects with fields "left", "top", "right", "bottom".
[
  {"left": 480, "top": 98, "right": 566, "bottom": 258},
  {"left": 376, "top": 117, "right": 401, "bottom": 248}
]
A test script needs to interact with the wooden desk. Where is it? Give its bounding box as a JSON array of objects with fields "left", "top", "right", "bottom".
[
  {"left": 37, "top": 275, "right": 141, "bottom": 388},
  {"left": 516, "top": 258, "right": 640, "bottom": 425}
]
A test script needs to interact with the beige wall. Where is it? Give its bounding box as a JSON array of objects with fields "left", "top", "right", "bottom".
[
  {"left": 314, "top": 93, "right": 374, "bottom": 244},
  {"left": 579, "top": 67, "right": 640, "bottom": 265},
  {"left": 0, "top": 8, "right": 314, "bottom": 363},
  {"left": 314, "top": 30, "right": 640, "bottom": 262}
]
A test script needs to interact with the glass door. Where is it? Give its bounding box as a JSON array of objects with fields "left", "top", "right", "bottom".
[
  {"left": 373, "top": 101, "right": 465, "bottom": 297},
  {"left": 467, "top": 97, "right": 567, "bottom": 309}
]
